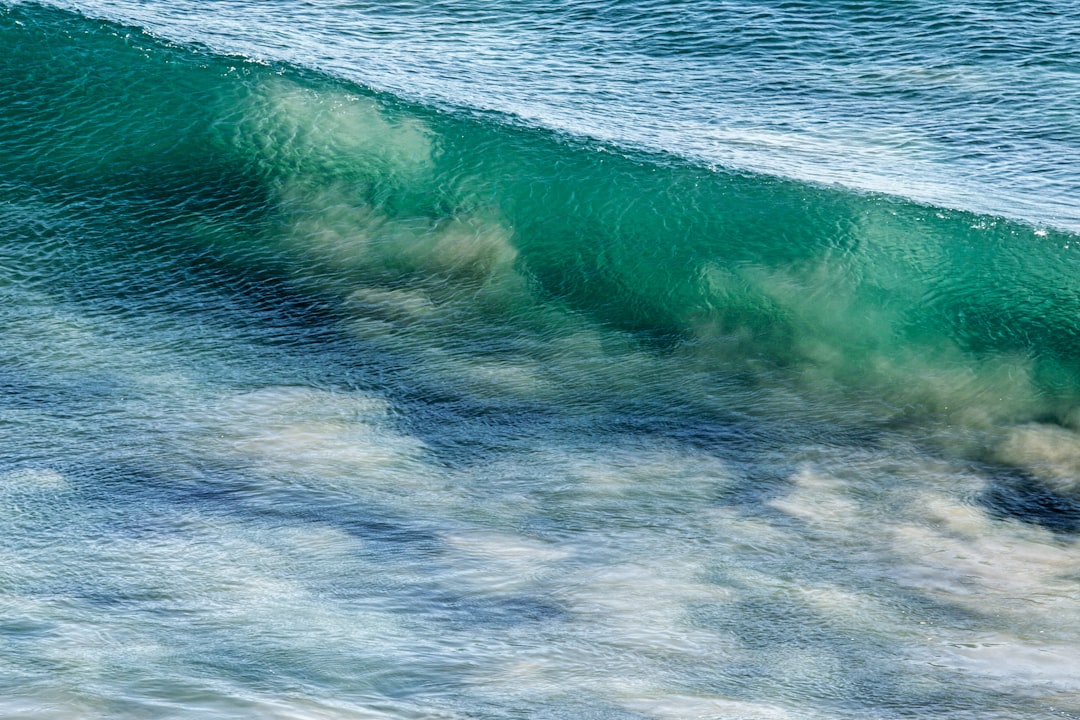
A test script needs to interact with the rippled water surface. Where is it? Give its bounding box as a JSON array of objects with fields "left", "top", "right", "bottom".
[
  {"left": 29, "top": 0, "right": 1080, "bottom": 230},
  {"left": 2, "top": 2, "right": 1080, "bottom": 718}
]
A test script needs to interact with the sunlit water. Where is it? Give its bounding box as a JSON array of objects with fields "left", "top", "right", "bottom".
[{"left": 2, "top": 2, "right": 1080, "bottom": 718}]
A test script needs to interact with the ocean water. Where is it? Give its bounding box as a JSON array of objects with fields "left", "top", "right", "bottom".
[{"left": 2, "top": 1, "right": 1080, "bottom": 718}]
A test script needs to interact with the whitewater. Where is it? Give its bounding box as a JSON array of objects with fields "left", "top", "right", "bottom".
[{"left": 2, "top": 1, "right": 1080, "bottom": 718}]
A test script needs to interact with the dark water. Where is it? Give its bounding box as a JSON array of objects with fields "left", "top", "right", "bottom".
[{"left": 2, "top": 2, "right": 1080, "bottom": 718}]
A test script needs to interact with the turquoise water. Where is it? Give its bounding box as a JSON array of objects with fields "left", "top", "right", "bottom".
[{"left": 2, "top": 2, "right": 1080, "bottom": 718}]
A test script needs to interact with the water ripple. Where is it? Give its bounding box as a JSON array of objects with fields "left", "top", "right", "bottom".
[{"left": 24, "top": 0, "right": 1080, "bottom": 230}]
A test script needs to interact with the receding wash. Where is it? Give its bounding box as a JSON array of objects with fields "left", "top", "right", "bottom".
[{"left": 1, "top": 2, "right": 1079, "bottom": 718}]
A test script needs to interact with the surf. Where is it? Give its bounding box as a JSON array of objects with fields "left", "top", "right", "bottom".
[
  {"left": 4, "top": 4, "right": 1079, "bottom": 431},
  {"left": 5, "top": 5, "right": 1080, "bottom": 719}
]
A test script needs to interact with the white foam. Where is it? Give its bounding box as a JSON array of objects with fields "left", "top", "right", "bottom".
[
  {"left": 0, "top": 467, "right": 68, "bottom": 492},
  {"left": 442, "top": 531, "right": 569, "bottom": 592},
  {"left": 886, "top": 491, "right": 1080, "bottom": 700},
  {"left": 233, "top": 696, "right": 462, "bottom": 720},
  {"left": 210, "top": 386, "right": 428, "bottom": 487},
  {"left": 930, "top": 636, "right": 1080, "bottom": 694},
  {"left": 563, "top": 555, "right": 737, "bottom": 659},
  {"left": 621, "top": 693, "right": 793, "bottom": 720},
  {"left": 893, "top": 493, "right": 1079, "bottom": 600},
  {"left": 767, "top": 464, "right": 859, "bottom": 530},
  {"left": 994, "top": 423, "right": 1080, "bottom": 494}
]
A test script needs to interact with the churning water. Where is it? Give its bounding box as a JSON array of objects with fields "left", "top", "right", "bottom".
[{"left": 2, "top": 2, "right": 1080, "bottom": 718}]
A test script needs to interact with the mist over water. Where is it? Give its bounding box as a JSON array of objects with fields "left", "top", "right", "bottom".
[{"left": 2, "top": 3, "right": 1080, "bottom": 719}]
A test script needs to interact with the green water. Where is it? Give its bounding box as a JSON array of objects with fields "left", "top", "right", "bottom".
[
  {"left": 7, "top": 4, "right": 1080, "bottom": 423},
  {"left": 3, "top": 5, "right": 1080, "bottom": 718}
]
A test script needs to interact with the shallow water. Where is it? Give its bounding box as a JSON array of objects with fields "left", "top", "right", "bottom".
[{"left": 2, "top": 2, "right": 1080, "bottom": 718}]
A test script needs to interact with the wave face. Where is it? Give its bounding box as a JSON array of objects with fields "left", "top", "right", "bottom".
[
  {"left": 21, "top": 0, "right": 1080, "bottom": 231},
  {"left": 3, "top": 4, "right": 1080, "bottom": 719}
]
